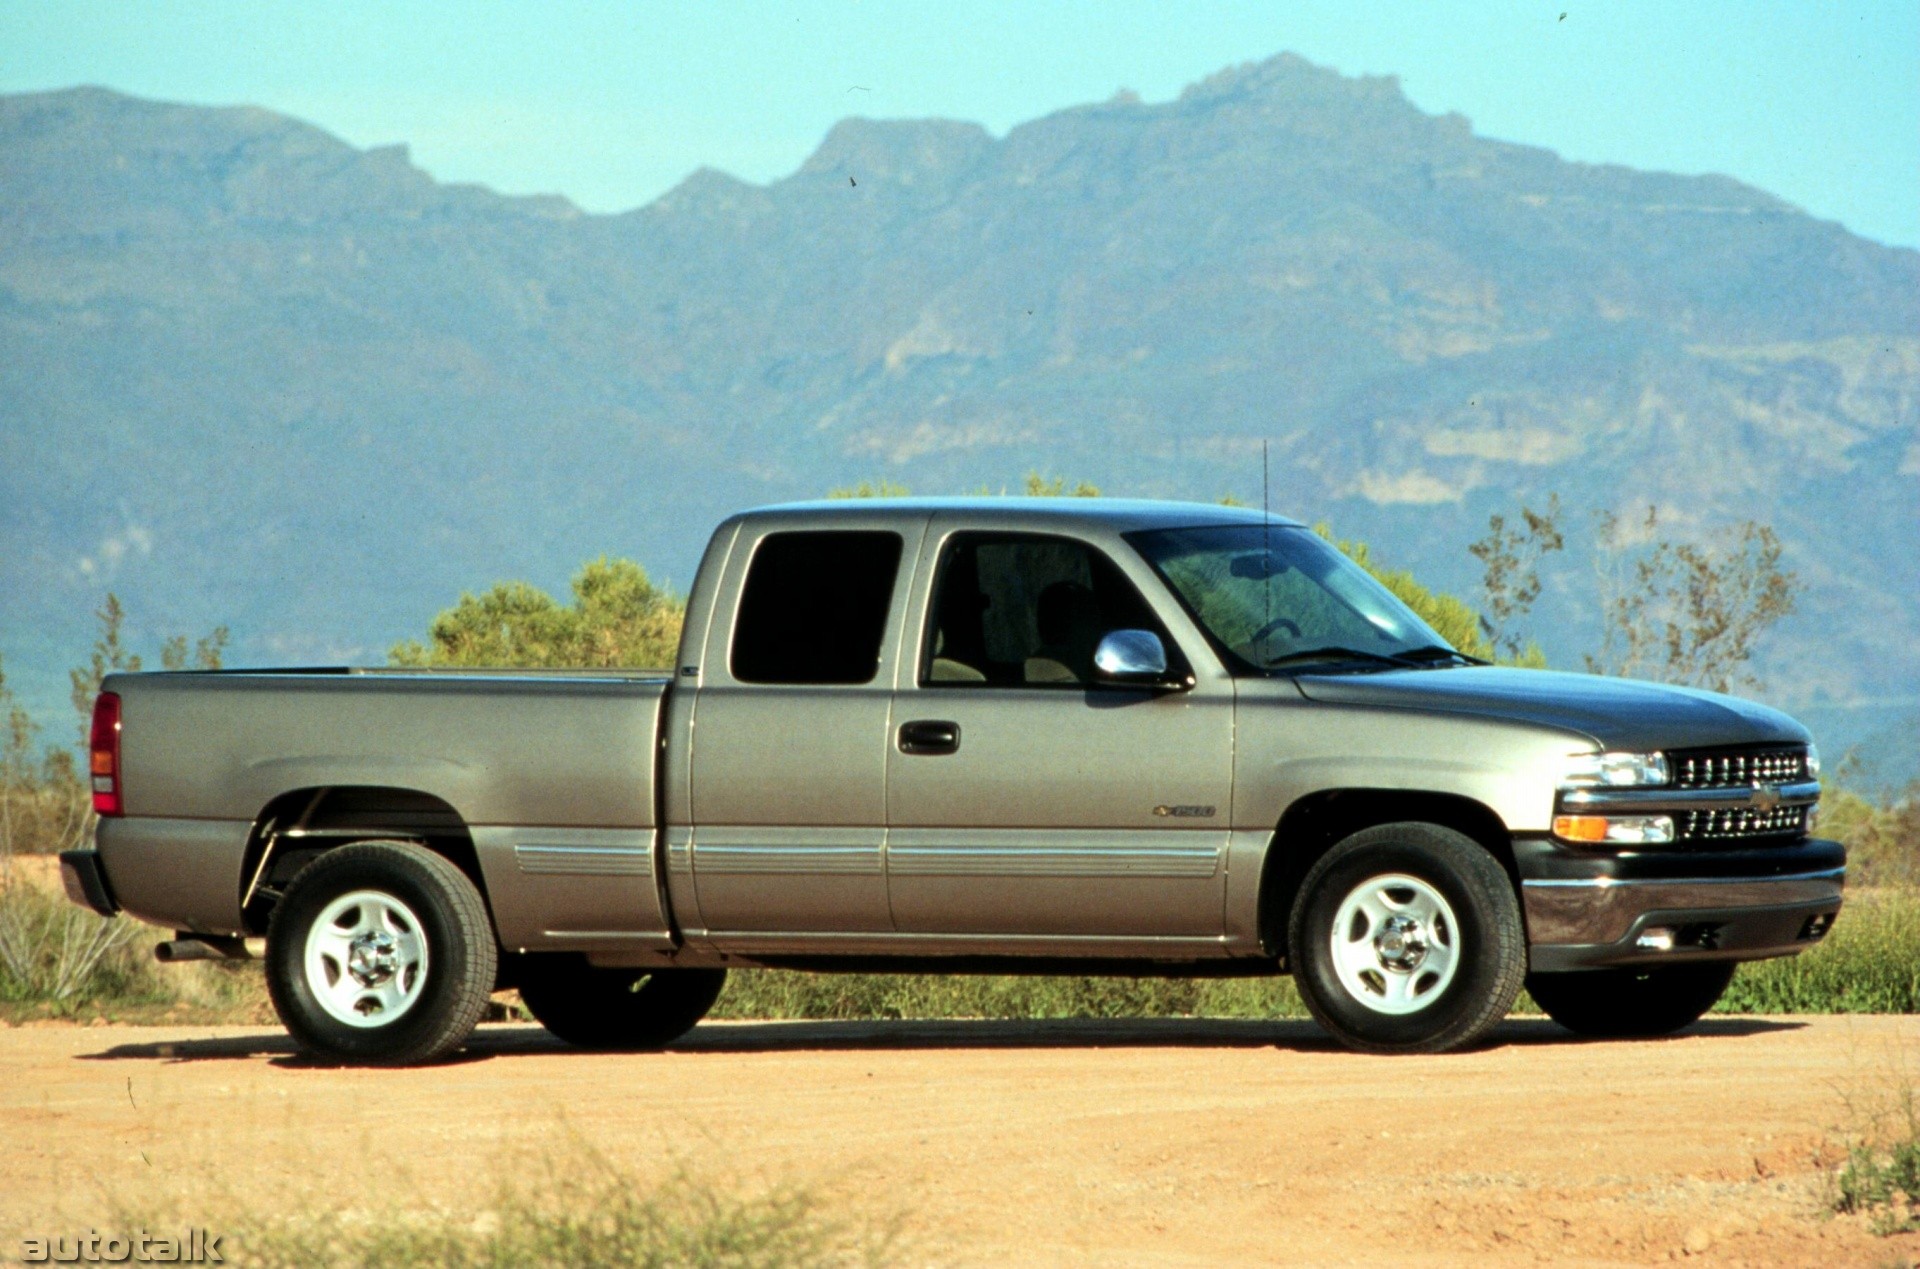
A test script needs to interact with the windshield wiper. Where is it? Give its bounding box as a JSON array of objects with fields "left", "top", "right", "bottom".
[
  {"left": 1395, "top": 645, "right": 1489, "bottom": 667},
  {"left": 1260, "top": 645, "right": 1414, "bottom": 671}
]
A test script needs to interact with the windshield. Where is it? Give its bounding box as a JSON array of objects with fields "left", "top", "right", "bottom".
[{"left": 1126, "top": 524, "right": 1452, "bottom": 673}]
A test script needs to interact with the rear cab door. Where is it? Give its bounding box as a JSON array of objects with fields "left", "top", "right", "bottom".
[{"left": 670, "top": 509, "right": 930, "bottom": 949}]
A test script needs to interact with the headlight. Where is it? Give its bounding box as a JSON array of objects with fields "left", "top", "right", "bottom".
[
  {"left": 1559, "top": 751, "right": 1670, "bottom": 789},
  {"left": 1807, "top": 744, "right": 1821, "bottom": 779}
]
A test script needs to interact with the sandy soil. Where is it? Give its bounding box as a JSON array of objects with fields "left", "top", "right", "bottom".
[{"left": 2, "top": 1015, "right": 1917, "bottom": 1266}]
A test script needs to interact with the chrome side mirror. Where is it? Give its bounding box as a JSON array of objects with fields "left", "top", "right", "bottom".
[{"left": 1092, "top": 629, "right": 1181, "bottom": 688}]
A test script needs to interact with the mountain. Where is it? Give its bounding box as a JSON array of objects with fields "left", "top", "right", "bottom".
[{"left": 2, "top": 58, "right": 1916, "bottom": 772}]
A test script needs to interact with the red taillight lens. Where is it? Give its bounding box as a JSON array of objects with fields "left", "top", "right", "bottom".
[{"left": 90, "top": 692, "right": 122, "bottom": 816}]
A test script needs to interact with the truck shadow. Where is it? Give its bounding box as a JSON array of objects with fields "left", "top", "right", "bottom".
[
  {"left": 671, "top": 1015, "right": 1807, "bottom": 1053},
  {"left": 77, "top": 1014, "right": 1806, "bottom": 1065}
]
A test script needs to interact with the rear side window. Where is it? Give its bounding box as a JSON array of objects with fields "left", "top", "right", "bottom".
[{"left": 730, "top": 531, "right": 903, "bottom": 684}]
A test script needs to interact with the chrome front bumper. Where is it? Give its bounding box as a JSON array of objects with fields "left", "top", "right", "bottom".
[{"left": 1522, "top": 864, "right": 1844, "bottom": 973}]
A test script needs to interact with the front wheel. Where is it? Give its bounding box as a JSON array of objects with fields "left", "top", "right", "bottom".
[
  {"left": 1526, "top": 963, "right": 1736, "bottom": 1038},
  {"left": 515, "top": 954, "right": 727, "bottom": 1049},
  {"left": 265, "top": 842, "right": 498, "bottom": 1066},
  {"left": 1288, "top": 823, "right": 1526, "bottom": 1054}
]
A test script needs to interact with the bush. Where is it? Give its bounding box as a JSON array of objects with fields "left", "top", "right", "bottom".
[
  {"left": 710, "top": 970, "right": 1309, "bottom": 1022},
  {"left": 132, "top": 1151, "right": 896, "bottom": 1269},
  {"left": 0, "top": 877, "right": 145, "bottom": 1006},
  {"left": 1830, "top": 1074, "right": 1920, "bottom": 1236},
  {"left": 1717, "top": 887, "right": 1920, "bottom": 1015},
  {"left": 1821, "top": 782, "right": 1920, "bottom": 889},
  {"left": 0, "top": 871, "right": 271, "bottom": 1021}
]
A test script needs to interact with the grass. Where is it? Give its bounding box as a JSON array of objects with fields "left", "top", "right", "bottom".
[
  {"left": 709, "top": 969, "right": 1311, "bottom": 1022},
  {"left": 1, "top": 765, "right": 1912, "bottom": 1027},
  {"left": 109, "top": 1147, "right": 898, "bottom": 1268},
  {"left": 1829, "top": 1064, "right": 1920, "bottom": 1237},
  {"left": 5, "top": 874, "right": 1917, "bottom": 1027},
  {"left": 709, "top": 889, "right": 1920, "bottom": 1023},
  {"left": 1718, "top": 888, "right": 1920, "bottom": 1015},
  {"left": 0, "top": 874, "right": 273, "bottom": 1024}
]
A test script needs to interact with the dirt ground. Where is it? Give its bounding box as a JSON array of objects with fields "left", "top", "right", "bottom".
[{"left": 2, "top": 1015, "right": 1917, "bottom": 1266}]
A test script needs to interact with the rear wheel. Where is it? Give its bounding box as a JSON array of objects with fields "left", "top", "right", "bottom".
[
  {"left": 265, "top": 842, "right": 497, "bottom": 1066},
  {"left": 515, "top": 954, "right": 727, "bottom": 1049},
  {"left": 1288, "top": 822, "right": 1526, "bottom": 1054},
  {"left": 1526, "top": 963, "right": 1736, "bottom": 1038}
]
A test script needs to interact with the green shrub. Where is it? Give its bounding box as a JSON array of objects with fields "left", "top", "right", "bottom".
[
  {"left": 0, "top": 877, "right": 270, "bottom": 1021},
  {"left": 1830, "top": 1076, "right": 1920, "bottom": 1235},
  {"left": 1718, "top": 888, "right": 1920, "bottom": 1015},
  {"left": 0, "top": 877, "right": 146, "bottom": 1006},
  {"left": 1821, "top": 782, "right": 1920, "bottom": 889},
  {"left": 710, "top": 970, "right": 1309, "bottom": 1022}
]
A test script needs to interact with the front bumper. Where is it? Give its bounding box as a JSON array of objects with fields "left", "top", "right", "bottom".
[{"left": 1517, "top": 836, "right": 1845, "bottom": 973}]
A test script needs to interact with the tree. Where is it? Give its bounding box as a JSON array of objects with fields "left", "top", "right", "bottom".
[
  {"left": 1584, "top": 507, "right": 1796, "bottom": 693},
  {"left": 67, "top": 594, "right": 140, "bottom": 748},
  {"left": 161, "top": 628, "right": 229, "bottom": 672},
  {"left": 1021, "top": 472, "right": 1100, "bottom": 497},
  {"left": 1468, "top": 495, "right": 1564, "bottom": 661},
  {"left": 826, "top": 479, "right": 911, "bottom": 499},
  {"left": 829, "top": 471, "right": 1103, "bottom": 498},
  {"left": 390, "top": 557, "right": 685, "bottom": 670},
  {"left": 64, "top": 594, "right": 227, "bottom": 748}
]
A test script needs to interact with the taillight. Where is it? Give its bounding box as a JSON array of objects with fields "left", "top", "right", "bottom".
[{"left": 90, "top": 692, "right": 123, "bottom": 816}]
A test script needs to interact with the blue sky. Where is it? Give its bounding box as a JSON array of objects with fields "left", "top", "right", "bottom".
[{"left": 4, "top": 0, "right": 1917, "bottom": 246}]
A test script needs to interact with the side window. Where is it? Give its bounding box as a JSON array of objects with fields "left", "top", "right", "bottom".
[
  {"left": 731, "top": 531, "right": 903, "bottom": 685},
  {"left": 922, "top": 534, "right": 1172, "bottom": 687}
]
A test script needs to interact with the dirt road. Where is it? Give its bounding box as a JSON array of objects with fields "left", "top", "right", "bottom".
[{"left": 2, "top": 1014, "right": 1916, "bottom": 1266}]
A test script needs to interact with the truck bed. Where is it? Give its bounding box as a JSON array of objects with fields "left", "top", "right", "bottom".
[{"left": 96, "top": 668, "right": 673, "bottom": 945}]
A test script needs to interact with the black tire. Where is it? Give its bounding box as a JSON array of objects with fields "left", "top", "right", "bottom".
[
  {"left": 265, "top": 842, "right": 498, "bottom": 1066},
  {"left": 1526, "top": 962, "right": 1736, "bottom": 1038},
  {"left": 1287, "top": 822, "right": 1526, "bottom": 1054},
  {"left": 515, "top": 954, "right": 727, "bottom": 1050}
]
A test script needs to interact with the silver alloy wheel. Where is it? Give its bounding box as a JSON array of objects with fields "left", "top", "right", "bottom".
[
  {"left": 1328, "top": 872, "right": 1461, "bottom": 1016},
  {"left": 302, "top": 889, "right": 429, "bottom": 1028}
]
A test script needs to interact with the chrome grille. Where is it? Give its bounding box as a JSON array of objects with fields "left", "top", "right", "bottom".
[
  {"left": 1671, "top": 746, "right": 1809, "bottom": 789},
  {"left": 1678, "top": 804, "right": 1809, "bottom": 843}
]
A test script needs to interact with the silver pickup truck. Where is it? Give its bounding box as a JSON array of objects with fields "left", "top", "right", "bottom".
[{"left": 62, "top": 499, "right": 1844, "bottom": 1063}]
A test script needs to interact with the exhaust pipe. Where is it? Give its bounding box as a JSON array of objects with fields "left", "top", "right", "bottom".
[{"left": 155, "top": 935, "right": 253, "bottom": 963}]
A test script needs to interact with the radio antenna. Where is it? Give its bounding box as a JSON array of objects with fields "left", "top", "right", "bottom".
[
  {"left": 1262, "top": 439, "right": 1270, "bottom": 521},
  {"left": 1262, "top": 439, "right": 1272, "bottom": 641}
]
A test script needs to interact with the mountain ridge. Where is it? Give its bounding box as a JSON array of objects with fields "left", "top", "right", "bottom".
[{"left": 1, "top": 57, "right": 1914, "bottom": 771}]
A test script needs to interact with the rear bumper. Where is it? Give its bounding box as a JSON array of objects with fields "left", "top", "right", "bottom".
[
  {"left": 59, "top": 850, "right": 119, "bottom": 917},
  {"left": 1517, "top": 836, "right": 1845, "bottom": 973},
  {"left": 92, "top": 816, "right": 253, "bottom": 934}
]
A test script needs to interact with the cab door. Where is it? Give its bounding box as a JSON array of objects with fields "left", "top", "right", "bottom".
[
  {"left": 681, "top": 515, "right": 926, "bottom": 944},
  {"left": 885, "top": 525, "right": 1234, "bottom": 941}
]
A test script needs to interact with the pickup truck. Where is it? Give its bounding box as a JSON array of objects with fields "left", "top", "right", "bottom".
[{"left": 62, "top": 498, "right": 1845, "bottom": 1063}]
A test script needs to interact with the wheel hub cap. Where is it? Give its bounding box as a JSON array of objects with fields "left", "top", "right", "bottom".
[
  {"left": 1328, "top": 873, "right": 1462, "bottom": 1016},
  {"left": 301, "top": 889, "right": 430, "bottom": 1029},
  {"left": 347, "top": 931, "right": 401, "bottom": 987},
  {"left": 1375, "top": 914, "right": 1429, "bottom": 971}
]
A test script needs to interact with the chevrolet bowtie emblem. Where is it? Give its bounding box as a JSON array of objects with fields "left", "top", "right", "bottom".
[{"left": 1750, "top": 783, "right": 1782, "bottom": 811}]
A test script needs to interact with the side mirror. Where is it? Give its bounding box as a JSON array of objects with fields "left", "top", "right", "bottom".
[{"left": 1092, "top": 630, "right": 1187, "bottom": 690}]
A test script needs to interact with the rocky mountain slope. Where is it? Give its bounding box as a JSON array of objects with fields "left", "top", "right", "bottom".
[{"left": 2, "top": 56, "right": 1915, "bottom": 762}]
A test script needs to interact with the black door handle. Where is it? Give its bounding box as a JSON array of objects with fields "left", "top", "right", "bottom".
[{"left": 898, "top": 719, "right": 961, "bottom": 755}]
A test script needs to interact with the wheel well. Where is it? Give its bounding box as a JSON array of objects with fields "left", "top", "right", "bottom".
[
  {"left": 239, "top": 786, "right": 485, "bottom": 935},
  {"left": 1256, "top": 789, "right": 1517, "bottom": 956}
]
